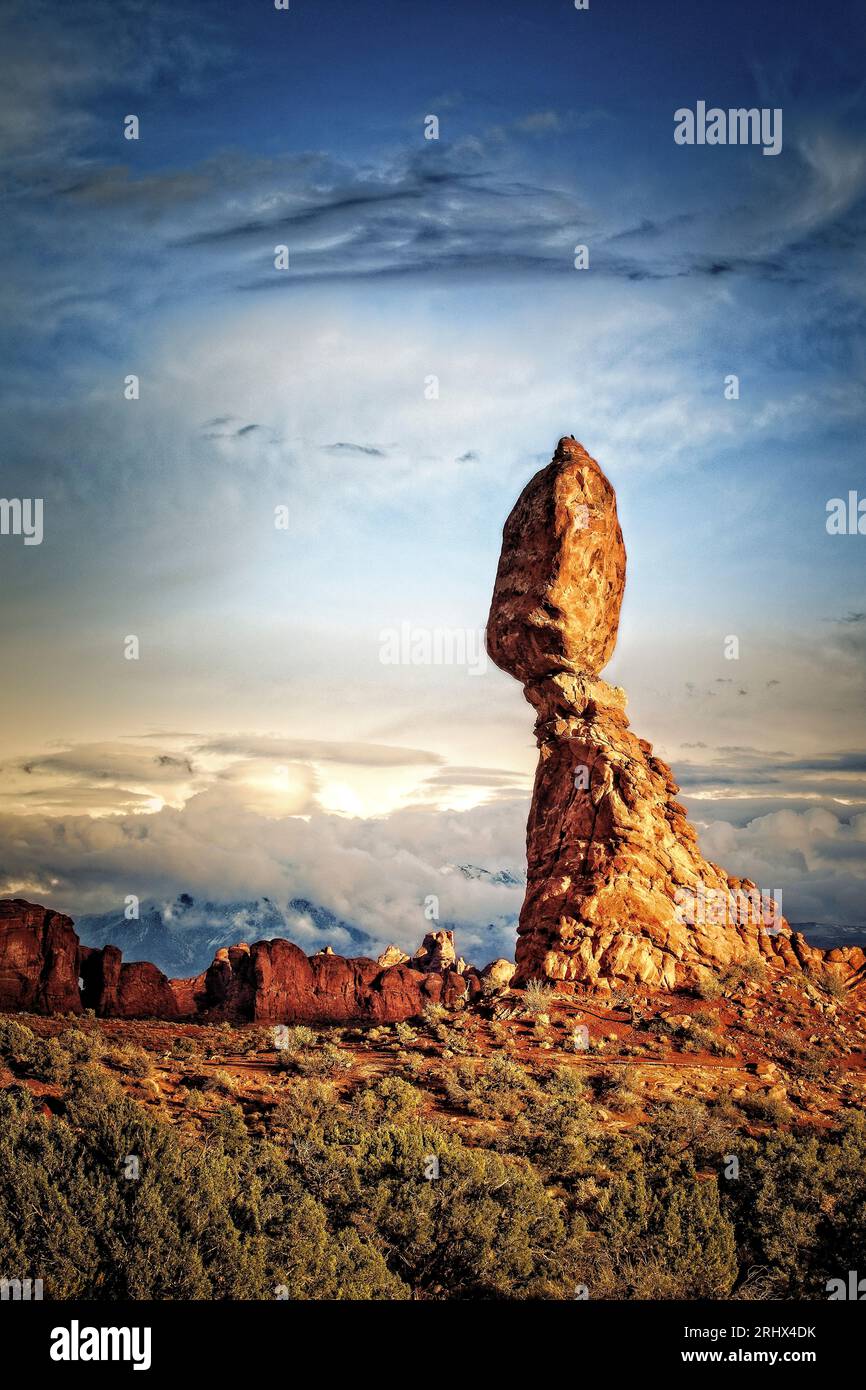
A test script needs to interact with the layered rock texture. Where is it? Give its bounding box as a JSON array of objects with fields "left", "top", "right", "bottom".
[
  {"left": 0, "top": 899, "right": 473, "bottom": 1023},
  {"left": 488, "top": 438, "right": 866, "bottom": 993}
]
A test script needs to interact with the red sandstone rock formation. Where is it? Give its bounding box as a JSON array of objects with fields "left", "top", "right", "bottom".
[
  {"left": 79, "top": 944, "right": 181, "bottom": 1019},
  {"left": 0, "top": 900, "right": 82, "bottom": 1015},
  {"left": 488, "top": 438, "right": 866, "bottom": 993},
  {"left": 200, "top": 937, "right": 466, "bottom": 1024},
  {"left": 0, "top": 898, "right": 472, "bottom": 1023},
  {"left": 412, "top": 929, "right": 460, "bottom": 973}
]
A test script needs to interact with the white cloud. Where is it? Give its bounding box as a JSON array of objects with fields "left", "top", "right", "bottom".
[
  {"left": 0, "top": 784, "right": 529, "bottom": 963},
  {"left": 700, "top": 806, "right": 866, "bottom": 924}
]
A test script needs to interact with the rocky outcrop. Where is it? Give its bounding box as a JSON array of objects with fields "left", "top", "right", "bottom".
[
  {"left": 79, "top": 944, "right": 180, "bottom": 1019},
  {"left": 377, "top": 944, "right": 410, "bottom": 968},
  {"left": 488, "top": 438, "right": 866, "bottom": 993},
  {"left": 200, "top": 937, "right": 466, "bottom": 1024},
  {"left": 0, "top": 898, "right": 474, "bottom": 1024},
  {"left": 480, "top": 958, "right": 517, "bottom": 991},
  {"left": 412, "top": 929, "right": 460, "bottom": 973},
  {"left": 0, "top": 900, "right": 82, "bottom": 1015},
  {"left": 486, "top": 435, "right": 626, "bottom": 682}
]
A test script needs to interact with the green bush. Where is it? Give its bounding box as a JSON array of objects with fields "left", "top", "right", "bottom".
[
  {"left": 0, "top": 1018, "right": 36, "bottom": 1067},
  {"left": 2, "top": 1027, "right": 864, "bottom": 1301}
]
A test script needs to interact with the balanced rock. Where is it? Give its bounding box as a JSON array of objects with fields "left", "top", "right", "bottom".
[
  {"left": 487, "top": 435, "right": 625, "bottom": 683},
  {"left": 488, "top": 438, "right": 865, "bottom": 993}
]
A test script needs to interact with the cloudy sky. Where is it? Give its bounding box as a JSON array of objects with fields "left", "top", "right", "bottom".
[{"left": 1, "top": 0, "right": 865, "bottom": 949}]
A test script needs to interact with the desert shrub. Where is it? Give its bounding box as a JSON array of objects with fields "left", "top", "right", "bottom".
[
  {"left": 393, "top": 1021, "right": 417, "bottom": 1046},
  {"left": 170, "top": 1035, "right": 199, "bottom": 1060},
  {"left": 720, "top": 959, "right": 766, "bottom": 994},
  {"left": 720, "top": 1116, "right": 866, "bottom": 1298},
  {"left": 234, "top": 1029, "right": 270, "bottom": 1056},
  {"left": 107, "top": 1042, "right": 153, "bottom": 1079},
  {"left": 0, "top": 1018, "right": 36, "bottom": 1067},
  {"left": 0, "top": 1066, "right": 405, "bottom": 1300},
  {"left": 523, "top": 979, "right": 556, "bottom": 1016},
  {"left": 511, "top": 1069, "right": 596, "bottom": 1178},
  {"left": 421, "top": 1006, "right": 475, "bottom": 1054},
  {"left": 695, "top": 972, "right": 724, "bottom": 1001},
  {"left": 608, "top": 984, "right": 636, "bottom": 1011},
  {"left": 204, "top": 1102, "right": 248, "bottom": 1152},
  {"left": 741, "top": 1094, "right": 793, "bottom": 1128},
  {"left": 4, "top": 1015, "right": 866, "bottom": 1302},
  {"left": 641, "top": 1098, "right": 737, "bottom": 1167},
  {"left": 421, "top": 1002, "right": 450, "bottom": 1042},
  {"left": 575, "top": 1128, "right": 739, "bottom": 1299},
  {"left": 352, "top": 1075, "right": 423, "bottom": 1128},
  {"left": 687, "top": 1023, "right": 736, "bottom": 1057},
  {"left": 645, "top": 1015, "right": 679, "bottom": 1040},
  {"left": 442, "top": 1053, "right": 531, "bottom": 1121},
  {"left": 595, "top": 1067, "right": 641, "bottom": 1113},
  {"left": 57, "top": 1027, "right": 105, "bottom": 1064},
  {"left": 185, "top": 1069, "right": 234, "bottom": 1095},
  {"left": 209, "top": 1068, "right": 240, "bottom": 1095},
  {"left": 24, "top": 1036, "right": 73, "bottom": 1084},
  {"left": 441, "top": 1030, "right": 476, "bottom": 1057},
  {"left": 817, "top": 971, "right": 849, "bottom": 1003},
  {"left": 295, "top": 1043, "right": 353, "bottom": 1078},
  {"left": 348, "top": 1121, "right": 580, "bottom": 1298},
  {"left": 274, "top": 1025, "right": 317, "bottom": 1054}
]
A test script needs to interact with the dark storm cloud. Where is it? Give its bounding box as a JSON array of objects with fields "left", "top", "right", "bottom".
[
  {"left": 11, "top": 744, "right": 198, "bottom": 785},
  {"left": 323, "top": 442, "right": 387, "bottom": 458},
  {"left": 675, "top": 746, "right": 866, "bottom": 799}
]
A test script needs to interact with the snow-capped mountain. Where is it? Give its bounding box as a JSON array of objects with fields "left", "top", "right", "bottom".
[
  {"left": 444, "top": 863, "right": 526, "bottom": 887},
  {"left": 75, "top": 894, "right": 373, "bottom": 978},
  {"left": 75, "top": 865, "right": 526, "bottom": 977}
]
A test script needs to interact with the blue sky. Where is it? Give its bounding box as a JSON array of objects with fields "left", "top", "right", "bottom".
[{"left": 1, "top": 0, "right": 865, "bottom": 950}]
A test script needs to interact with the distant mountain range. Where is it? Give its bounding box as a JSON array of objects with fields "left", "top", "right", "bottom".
[
  {"left": 75, "top": 894, "right": 374, "bottom": 978},
  {"left": 73, "top": 874, "right": 861, "bottom": 981},
  {"left": 791, "top": 922, "right": 866, "bottom": 951},
  {"left": 442, "top": 864, "right": 525, "bottom": 887},
  {"left": 75, "top": 864, "right": 528, "bottom": 978}
]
